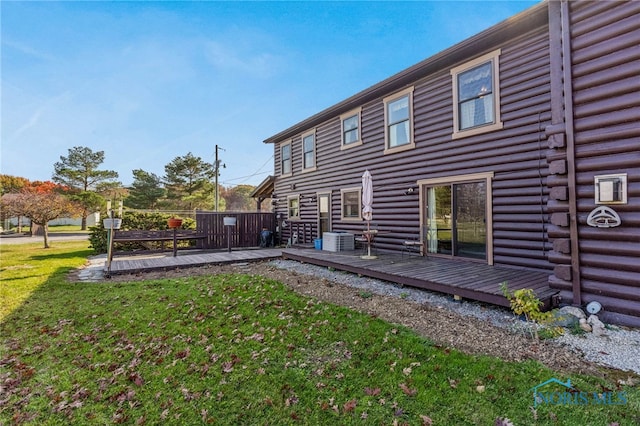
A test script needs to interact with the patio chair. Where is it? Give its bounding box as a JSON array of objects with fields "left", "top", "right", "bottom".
[
  {"left": 401, "top": 226, "right": 426, "bottom": 259},
  {"left": 355, "top": 234, "right": 368, "bottom": 254},
  {"left": 401, "top": 239, "right": 423, "bottom": 258}
]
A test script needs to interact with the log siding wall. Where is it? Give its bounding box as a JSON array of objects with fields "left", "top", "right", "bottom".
[{"left": 546, "top": 0, "right": 640, "bottom": 327}]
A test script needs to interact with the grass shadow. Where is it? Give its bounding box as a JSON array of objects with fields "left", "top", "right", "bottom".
[{"left": 29, "top": 248, "right": 94, "bottom": 262}]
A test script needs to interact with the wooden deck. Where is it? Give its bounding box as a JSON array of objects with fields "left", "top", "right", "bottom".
[
  {"left": 105, "top": 249, "right": 283, "bottom": 275},
  {"left": 103, "top": 246, "right": 557, "bottom": 310},
  {"left": 282, "top": 248, "right": 558, "bottom": 309}
]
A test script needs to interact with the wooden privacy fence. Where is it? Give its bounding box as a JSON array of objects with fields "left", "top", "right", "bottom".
[{"left": 196, "top": 211, "right": 276, "bottom": 250}]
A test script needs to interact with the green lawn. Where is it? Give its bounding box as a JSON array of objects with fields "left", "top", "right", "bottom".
[
  {"left": 0, "top": 241, "right": 93, "bottom": 320},
  {"left": 47, "top": 225, "right": 89, "bottom": 233},
  {"left": 1, "top": 242, "right": 638, "bottom": 425}
]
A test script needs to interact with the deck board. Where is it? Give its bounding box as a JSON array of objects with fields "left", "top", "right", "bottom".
[{"left": 282, "top": 248, "right": 556, "bottom": 309}]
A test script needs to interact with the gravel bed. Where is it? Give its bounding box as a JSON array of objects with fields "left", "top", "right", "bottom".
[
  {"left": 554, "top": 331, "right": 640, "bottom": 376},
  {"left": 269, "top": 259, "right": 640, "bottom": 376}
]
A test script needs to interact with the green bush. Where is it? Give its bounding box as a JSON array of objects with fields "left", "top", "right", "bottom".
[{"left": 88, "top": 212, "right": 196, "bottom": 253}]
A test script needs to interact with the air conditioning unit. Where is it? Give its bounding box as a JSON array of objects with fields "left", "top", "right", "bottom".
[{"left": 322, "top": 232, "right": 355, "bottom": 252}]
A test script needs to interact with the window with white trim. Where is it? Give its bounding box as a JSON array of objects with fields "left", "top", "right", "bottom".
[
  {"left": 280, "top": 142, "right": 291, "bottom": 176},
  {"left": 384, "top": 87, "right": 415, "bottom": 153},
  {"left": 302, "top": 131, "right": 316, "bottom": 170},
  {"left": 451, "top": 50, "right": 502, "bottom": 139},
  {"left": 341, "top": 108, "right": 361, "bottom": 149},
  {"left": 341, "top": 188, "right": 361, "bottom": 220},
  {"left": 287, "top": 195, "right": 300, "bottom": 220}
]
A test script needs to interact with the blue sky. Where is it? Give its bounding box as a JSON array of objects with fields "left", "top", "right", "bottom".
[{"left": 2, "top": 0, "right": 539, "bottom": 188}]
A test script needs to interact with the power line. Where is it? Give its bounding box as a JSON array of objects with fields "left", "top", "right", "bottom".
[{"left": 221, "top": 155, "right": 274, "bottom": 186}]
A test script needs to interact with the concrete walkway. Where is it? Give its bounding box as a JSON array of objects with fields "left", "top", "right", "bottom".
[{"left": 75, "top": 249, "right": 283, "bottom": 282}]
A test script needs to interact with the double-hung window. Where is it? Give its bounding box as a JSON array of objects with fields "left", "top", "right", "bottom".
[
  {"left": 340, "top": 108, "right": 361, "bottom": 149},
  {"left": 451, "top": 49, "right": 502, "bottom": 139},
  {"left": 302, "top": 131, "right": 316, "bottom": 171},
  {"left": 280, "top": 142, "right": 292, "bottom": 176},
  {"left": 341, "top": 188, "right": 361, "bottom": 221},
  {"left": 287, "top": 195, "right": 300, "bottom": 220},
  {"left": 384, "top": 87, "right": 414, "bottom": 154}
]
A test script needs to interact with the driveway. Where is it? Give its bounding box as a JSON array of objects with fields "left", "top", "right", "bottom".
[{"left": 0, "top": 232, "right": 89, "bottom": 245}]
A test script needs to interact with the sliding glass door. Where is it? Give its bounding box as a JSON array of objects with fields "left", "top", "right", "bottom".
[{"left": 426, "top": 181, "right": 486, "bottom": 260}]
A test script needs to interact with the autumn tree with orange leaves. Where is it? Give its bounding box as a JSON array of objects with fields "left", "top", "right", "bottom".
[{"left": 1, "top": 180, "right": 82, "bottom": 248}]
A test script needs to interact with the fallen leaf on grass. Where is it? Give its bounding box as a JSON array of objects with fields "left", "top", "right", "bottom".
[
  {"left": 617, "top": 376, "right": 637, "bottom": 386},
  {"left": 420, "top": 414, "right": 433, "bottom": 425},
  {"left": 399, "top": 383, "right": 417, "bottom": 396},
  {"left": 285, "top": 396, "right": 299, "bottom": 407},
  {"left": 129, "top": 372, "right": 144, "bottom": 386},
  {"left": 175, "top": 347, "right": 190, "bottom": 359},
  {"left": 364, "top": 387, "right": 381, "bottom": 396},
  {"left": 343, "top": 398, "right": 357, "bottom": 412}
]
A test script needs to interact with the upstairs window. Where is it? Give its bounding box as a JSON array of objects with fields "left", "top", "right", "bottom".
[
  {"left": 451, "top": 50, "right": 502, "bottom": 139},
  {"left": 280, "top": 142, "right": 292, "bottom": 176},
  {"left": 302, "top": 131, "right": 316, "bottom": 171},
  {"left": 384, "top": 87, "right": 415, "bottom": 154},
  {"left": 341, "top": 108, "right": 361, "bottom": 149}
]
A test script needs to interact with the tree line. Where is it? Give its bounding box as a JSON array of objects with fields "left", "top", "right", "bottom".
[{"left": 1, "top": 146, "right": 259, "bottom": 245}]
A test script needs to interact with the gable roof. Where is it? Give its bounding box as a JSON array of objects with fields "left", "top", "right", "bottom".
[{"left": 264, "top": 1, "right": 548, "bottom": 144}]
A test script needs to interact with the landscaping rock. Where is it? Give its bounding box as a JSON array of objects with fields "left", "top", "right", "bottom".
[
  {"left": 588, "top": 315, "right": 608, "bottom": 337},
  {"left": 579, "top": 318, "right": 592, "bottom": 333},
  {"left": 558, "top": 305, "right": 587, "bottom": 320},
  {"left": 550, "top": 309, "right": 580, "bottom": 327}
]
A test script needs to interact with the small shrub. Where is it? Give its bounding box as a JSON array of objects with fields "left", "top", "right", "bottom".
[{"left": 500, "top": 282, "right": 562, "bottom": 340}]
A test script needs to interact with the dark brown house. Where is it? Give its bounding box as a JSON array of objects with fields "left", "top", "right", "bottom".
[{"left": 263, "top": 0, "right": 640, "bottom": 327}]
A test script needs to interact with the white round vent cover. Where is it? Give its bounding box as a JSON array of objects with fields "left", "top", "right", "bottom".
[{"left": 586, "top": 301, "right": 602, "bottom": 315}]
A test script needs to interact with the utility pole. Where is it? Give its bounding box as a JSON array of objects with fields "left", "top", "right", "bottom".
[
  {"left": 215, "top": 145, "right": 219, "bottom": 211},
  {"left": 214, "top": 145, "right": 225, "bottom": 211}
]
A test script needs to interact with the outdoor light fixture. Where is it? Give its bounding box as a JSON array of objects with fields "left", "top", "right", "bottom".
[{"left": 404, "top": 187, "right": 416, "bottom": 195}]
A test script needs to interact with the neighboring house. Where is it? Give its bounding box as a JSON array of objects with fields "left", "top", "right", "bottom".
[
  {"left": 263, "top": 1, "right": 640, "bottom": 327},
  {"left": 5, "top": 212, "right": 100, "bottom": 228}
]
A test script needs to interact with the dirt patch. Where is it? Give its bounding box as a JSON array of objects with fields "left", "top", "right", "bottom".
[{"left": 72, "top": 261, "right": 624, "bottom": 379}]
